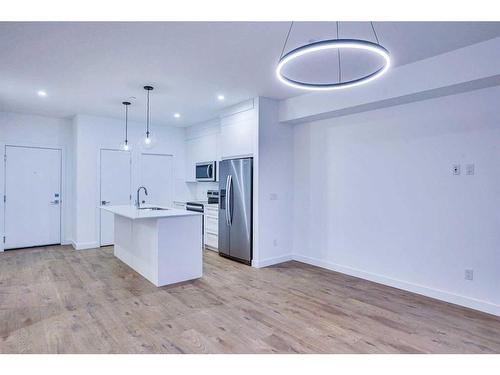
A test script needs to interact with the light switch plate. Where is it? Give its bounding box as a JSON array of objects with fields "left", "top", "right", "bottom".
[{"left": 465, "top": 269, "right": 474, "bottom": 281}]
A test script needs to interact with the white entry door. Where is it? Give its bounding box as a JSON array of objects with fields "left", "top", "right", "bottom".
[
  {"left": 4, "top": 146, "right": 62, "bottom": 249},
  {"left": 140, "top": 153, "right": 173, "bottom": 206},
  {"left": 100, "top": 149, "right": 131, "bottom": 246}
]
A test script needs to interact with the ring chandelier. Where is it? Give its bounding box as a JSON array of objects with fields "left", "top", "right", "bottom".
[{"left": 276, "top": 22, "right": 391, "bottom": 91}]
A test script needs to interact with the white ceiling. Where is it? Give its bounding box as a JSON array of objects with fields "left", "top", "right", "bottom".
[{"left": 0, "top": 22, "right": 499, "bottom": 127}]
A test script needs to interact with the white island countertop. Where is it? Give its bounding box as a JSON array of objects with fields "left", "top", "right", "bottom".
[{"left": 101, "top": 204, "right": 202, "bottom": 220}]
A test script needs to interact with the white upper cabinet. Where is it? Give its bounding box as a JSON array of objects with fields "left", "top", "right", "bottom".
[
  {"left": 184, "top": 99, "right": 257, "bottom": 182},
  {"left": 220, "top": 107, "right": 257, "bottom": 159},
  {"left": 185, "top": 133, "right": 218, "bottom": 182}
]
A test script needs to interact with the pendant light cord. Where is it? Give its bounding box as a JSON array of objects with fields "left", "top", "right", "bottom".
[
  {"left": 370, "top": 21, "right": 380, "bottom": 44},
  {"left": 125, "top": 104, "right": 128, "bottom": 143},
  {"left": 146, "top": 89, "right": 150, "bottom": 138},
  {"left": 279, "top": 21, "right": 294, "bottom": 60}
]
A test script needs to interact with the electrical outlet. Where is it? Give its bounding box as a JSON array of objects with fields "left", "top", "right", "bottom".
[
  {"left": 452, "top": 164, "right": 461, "bottom": 175},
  {"left": 466, "top": 164, "right": 475, "bottom": 175},
  {"left": 465, "top": 269, "right": 474, "bottom": 281}
]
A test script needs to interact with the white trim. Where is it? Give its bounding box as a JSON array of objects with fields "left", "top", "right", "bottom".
[
  {"left": 71, "top": 240, "right": 99, "bottom": 250},
  {"left": 293, "top": 254, "right": 500, "bottom": 317},
  {"left": 252, "top": 254, "right": 293, "bottom": 268},
  {"left": 221, "top": 153, "right": 253, "bottom": 160}
]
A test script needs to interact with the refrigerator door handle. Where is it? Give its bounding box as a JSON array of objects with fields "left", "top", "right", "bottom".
[
  {"left": 227, "top": 174, "right": 233, "bottom": 225},
  {"left": 225, "top": 175, "right": 230, "bottom": 226}
]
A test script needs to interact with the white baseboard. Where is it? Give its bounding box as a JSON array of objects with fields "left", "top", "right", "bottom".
[
  {"left": 204, "top": 245, "right": 218, "bottom": 252},
  {"left": 252, "top": 254, "right": 293, "bottom": 268},
  {"left": 71, "top": 240, "right": 99, "bottom": 250},
  {"left": 293, "top": 254, "right": 500, "bottom": 317}
]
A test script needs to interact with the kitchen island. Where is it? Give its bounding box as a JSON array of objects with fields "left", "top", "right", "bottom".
[{"left": 100, "top": 205, "right": 203, "bottom": 287}]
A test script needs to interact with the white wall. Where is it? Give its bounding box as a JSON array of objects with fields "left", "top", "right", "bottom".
[
  {"left": 292, "top": 86, "right": 500, "bottom": 316},
  {"left": 72, "top": 114, "right": 188, "bottom": 249},
  {"left": 0, "top": 111, "right": 74, "bottom": 250},
  {"left": 254, "top": 98, "right": 294, "bottom": 267}
]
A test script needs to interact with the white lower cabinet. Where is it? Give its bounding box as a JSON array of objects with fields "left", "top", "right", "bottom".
[
  {"left": 204, "top": 205, "right": 219, "bottom": 251},
  {"left": 204, "top": 232, "right": 218, "bottom": 249}
]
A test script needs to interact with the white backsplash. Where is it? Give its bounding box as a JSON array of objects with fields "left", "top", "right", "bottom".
[{"left": 195, "top": 182, "right": 219, "bottom": 201}]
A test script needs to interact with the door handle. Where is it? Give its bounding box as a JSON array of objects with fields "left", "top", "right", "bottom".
[
  {"left": 50, "top": 199, "right": 60, "bottom": 205},
  {"left": 225, "top": 176, "right": 230, "bottom": 226},
  {"left": 101, "top": 200, "right": 110, "bottom": 205},
  {"left": 227, "top": 174, "right": 232, "bottom": 226}
]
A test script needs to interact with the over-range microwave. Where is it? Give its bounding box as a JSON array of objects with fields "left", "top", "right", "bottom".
[{"left": 196, "top": 161, "right": 217, "bottom": 182}]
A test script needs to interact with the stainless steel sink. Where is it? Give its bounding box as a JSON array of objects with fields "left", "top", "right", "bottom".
[{"left": 138, "top": 207, "right": 169, "bottom": 211}]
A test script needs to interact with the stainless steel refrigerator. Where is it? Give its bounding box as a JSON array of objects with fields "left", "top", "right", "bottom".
[{"left": 218, "top": 157, "right": 253, "bottom": 264}]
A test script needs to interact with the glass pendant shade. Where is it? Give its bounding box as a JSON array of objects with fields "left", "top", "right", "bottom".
[{"left": 143, "top": 135, "right": 155, "bottom": 149}]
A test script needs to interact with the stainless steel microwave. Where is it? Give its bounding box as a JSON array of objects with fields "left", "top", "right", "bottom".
[{"left": 196, "top": 161, "right": 217, "bottom": 182}]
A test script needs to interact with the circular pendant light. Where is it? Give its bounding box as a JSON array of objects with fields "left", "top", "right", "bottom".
[
  {"left": 276, "top": 22, "right": 391, "bottom": 91},
  {"left": 143, "top": 85, "right": 154, "bottom": 149},
  {"left": 121, "top": 101, "right": 131, "bottom": 151}
]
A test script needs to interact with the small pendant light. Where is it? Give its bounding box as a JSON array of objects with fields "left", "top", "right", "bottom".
[
  {"left": 121, "top": 101, "right": 131, "bottom": 151},
  {"left": 143, "top": 85, "right": 154, "bottom": 148}
]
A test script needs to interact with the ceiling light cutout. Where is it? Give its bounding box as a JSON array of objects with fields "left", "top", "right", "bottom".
[
  {"left": 37, "top": 90, "right": 47, "bottom": 97},
  {"left": 276, "top": 22, "right": 391, "bottom": 91}
]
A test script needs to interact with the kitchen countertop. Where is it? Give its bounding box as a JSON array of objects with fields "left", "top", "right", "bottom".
[{"left": 100, "top": 204, "right": 202, "bottom": 220}]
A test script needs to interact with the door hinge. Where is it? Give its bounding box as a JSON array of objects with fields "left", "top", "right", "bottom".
[
  {"left": 129, "top": 194, "right": 132, "bottom": 201},
  {"left": 3, "top": 236, "right": 5, "bottom": 244},
  {"left": 3, "top": 195, "right": 5, "bottom": 203},
  {"left": 3, "top": 154, "right": 6, "bottom": 162}
]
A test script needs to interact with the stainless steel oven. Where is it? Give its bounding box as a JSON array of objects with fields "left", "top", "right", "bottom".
[{"left": 196, "top": 161, "right": 216, "bottom": 182}]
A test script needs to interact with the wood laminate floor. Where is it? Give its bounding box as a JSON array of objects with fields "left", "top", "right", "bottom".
[{"left": 0, "top": 245, "right": 499, "bottom": 353}]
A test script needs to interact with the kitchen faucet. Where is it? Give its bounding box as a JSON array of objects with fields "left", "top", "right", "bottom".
[{"left": 136, "top": 186, "right": 148, "bottom": 208}]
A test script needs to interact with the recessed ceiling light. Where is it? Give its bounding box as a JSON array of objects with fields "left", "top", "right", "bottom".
[
  {"left": 37, "top": 90, "right": 47, "bottom": 97},
  {"left": 217, "top": 95, "right": 225, "bottom": 101},
  {"left": 174, "top": 113, "right": 181, "bottom": 118}
]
